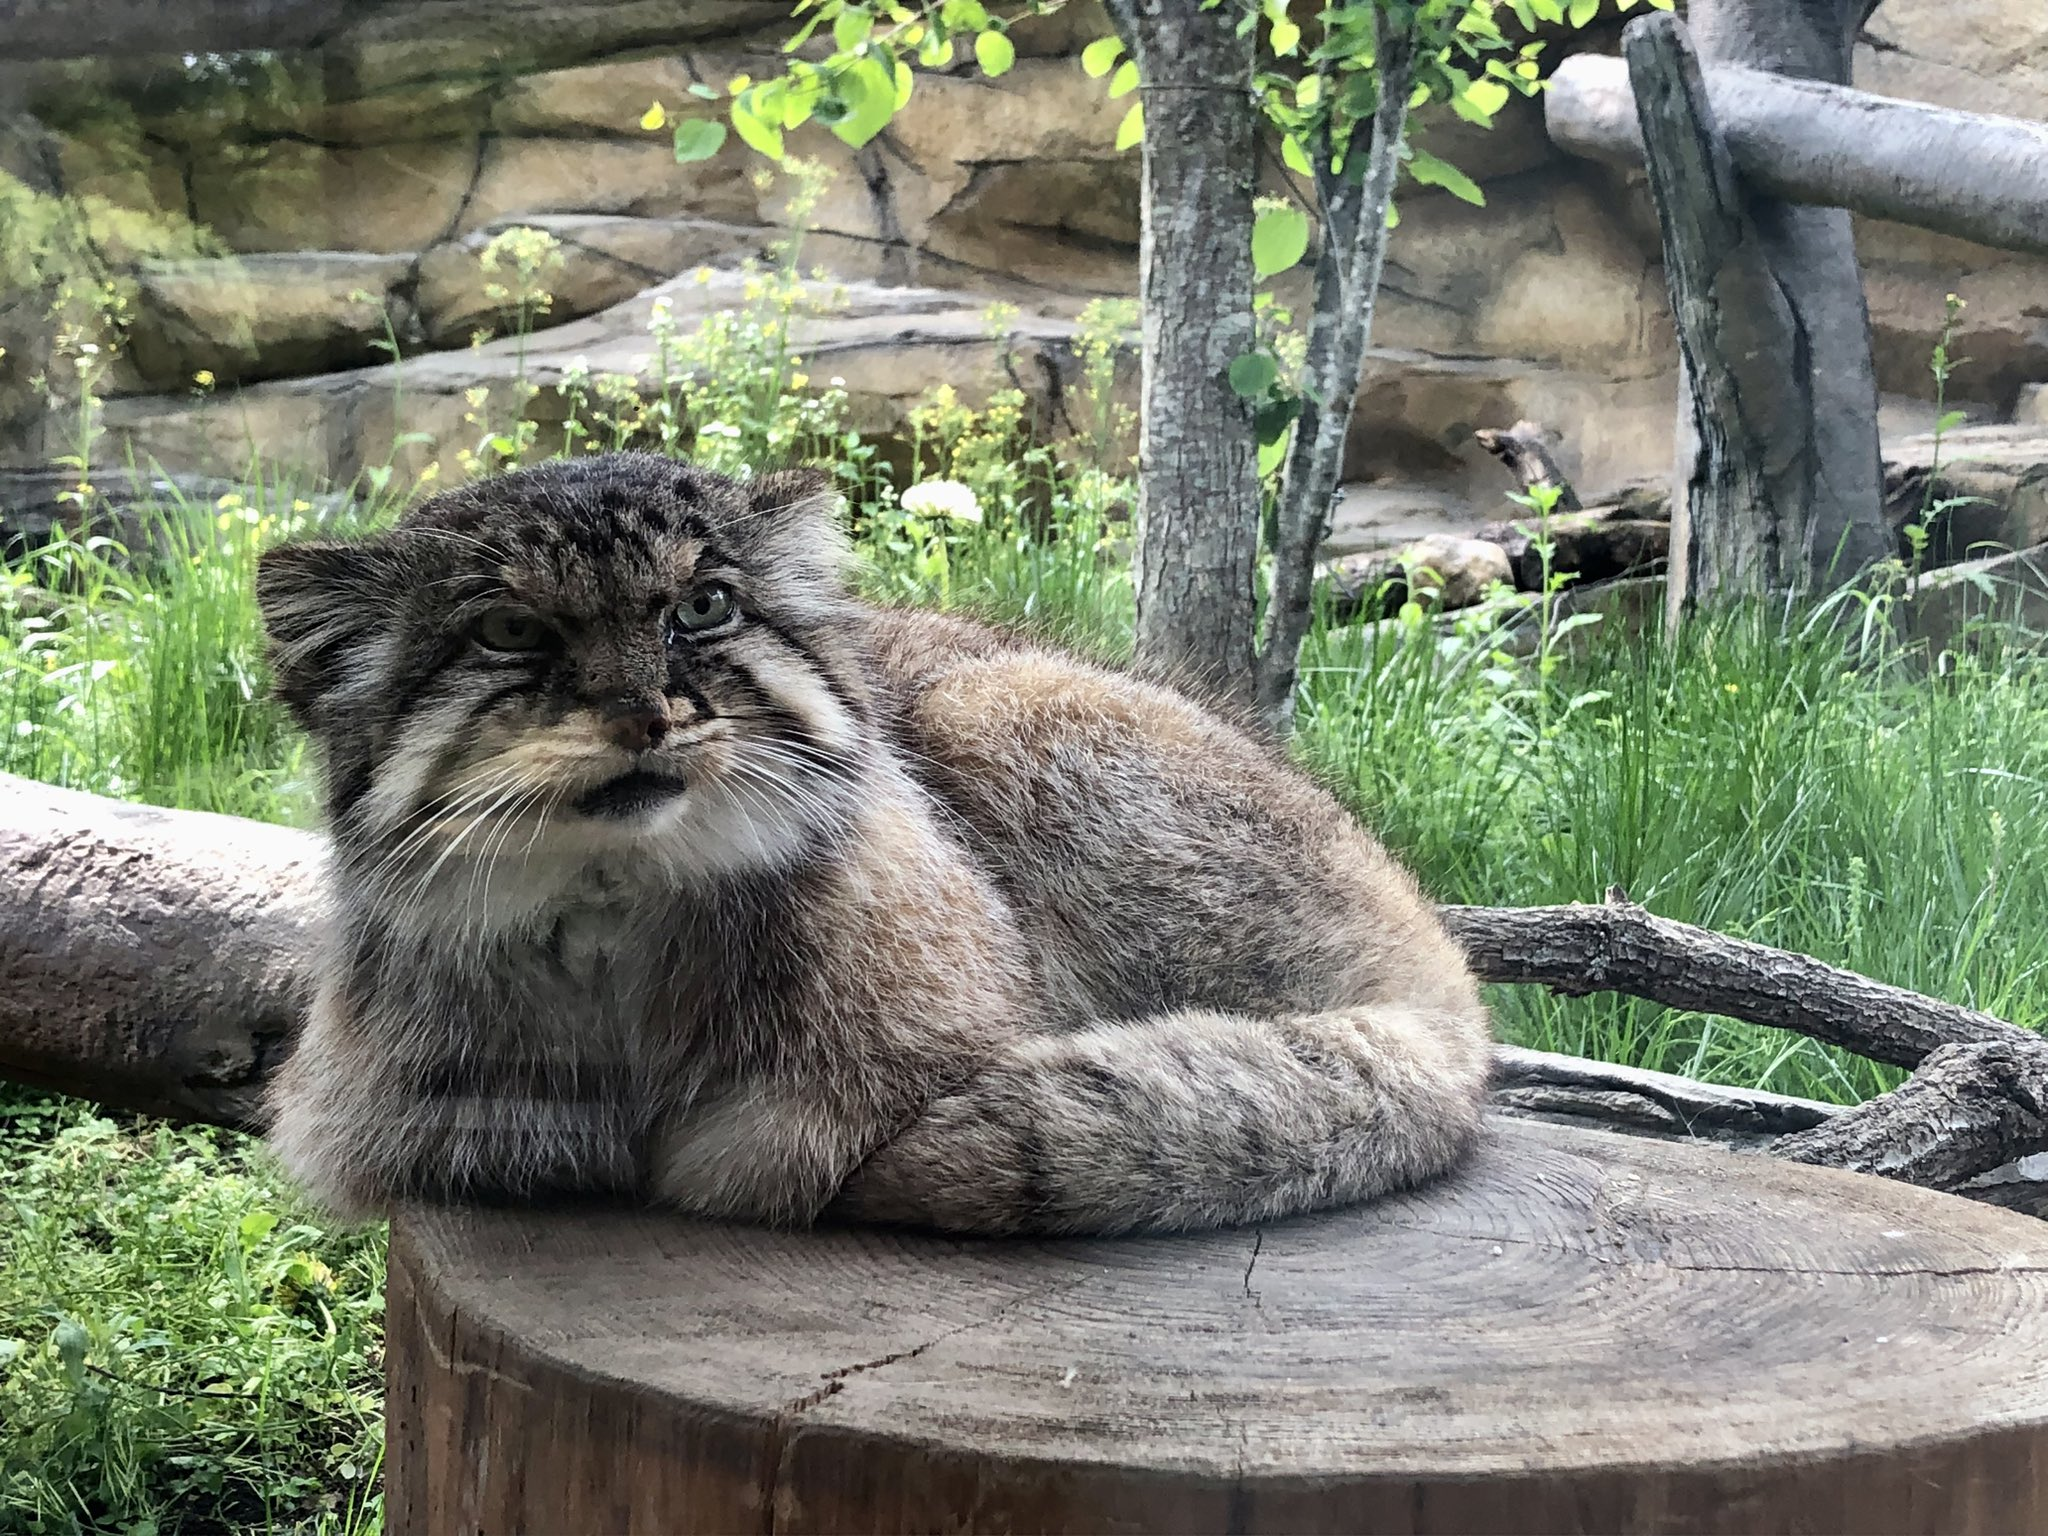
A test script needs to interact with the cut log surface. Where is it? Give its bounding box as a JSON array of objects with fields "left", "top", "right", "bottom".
[{"left": 386, "top": 1116, "right": 2048, "bottom": 1535}]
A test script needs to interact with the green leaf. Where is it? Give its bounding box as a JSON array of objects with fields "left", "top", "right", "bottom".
[
  {"left": 1280, "top": 133, "right": 1314, "bottom": 177},
  {"left": 1255, "top": 395, "right": 1302, "bottom": 443},
  {"left": 974, "top": 29, "right": 1016, "bottom": 77},
  {"left": 1115, "top": 100, "right": 1144, "bottom": 151},
  {"left": 1270, "top": 17, "right": 1301, "bottom": 54},
  {"left": 833, "top": 10, "right": 873, "bottom": 51},
  {"left": 1258, "top": 433, "right": 1290, "bottom": 478},
  {"left": 1228, "top": 351, "right": 1278, "bottom": 398},
  {"left": 831, "top": 56, "right": 898, "bottom": 147},
  {"left": 672, "top": 118, "right": 728, "bottom": 162},
  {"left": 942, "top": 0, "right": 991, "bottom": 27},
  {"left": 1567, "top": 0, "right": 1599, "bottom": 23},
  {"left": 893, "top": 57, "right": 914, "bottom": 108},
  {"left": 687, "top": 82, "right": 720, "bottom": 101},
  {"left": 1407, "top": 148, "right": 1485, "bottom": 205},
  {"left": 730, "top": 95, "right": 784, "bottom": 160},
  {"left": 1251, "top": 205, "right": 1310, "bottom": 277},
  {"left": 1108, "top": 59, "right": 1140, "bottom": 99},
  {"left": 1081, "top": 35, "right": 1125, "bottom": 78},
  {"left": 238, "top": 1209, "right": 279, "bottom": 1248}
]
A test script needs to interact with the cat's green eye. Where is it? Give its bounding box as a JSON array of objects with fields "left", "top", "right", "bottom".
[
  {"left": 473, "top": 607, "right": 553, "bottom": 652},
  {"left": 668, "top": 583, "right": 737, "bottom": 638}
]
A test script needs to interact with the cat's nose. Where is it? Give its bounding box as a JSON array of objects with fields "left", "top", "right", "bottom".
[{"left": 603, "top": 702, "right": 671, "bottom": 753}]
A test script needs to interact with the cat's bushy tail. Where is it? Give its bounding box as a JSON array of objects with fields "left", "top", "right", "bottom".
[{"left": 832, "top": 1000, "right": 1492, "bottom": 1235}]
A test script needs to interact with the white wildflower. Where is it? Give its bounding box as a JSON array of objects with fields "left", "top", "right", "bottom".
[
  {"left": 900, "top": 478, "right": 983, "bottom": 525},
  {"left": 699, "top": 421, "right": 742, "bottom": 440}
]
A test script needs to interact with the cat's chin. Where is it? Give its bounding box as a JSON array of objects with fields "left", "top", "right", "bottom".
[{"left": 571, "top": 769, "right": 689, "bottom": 820}]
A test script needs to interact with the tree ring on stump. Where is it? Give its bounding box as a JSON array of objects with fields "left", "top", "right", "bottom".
[{"left": 385, "top": 1117, "right": 2048, "bottom": 1534}]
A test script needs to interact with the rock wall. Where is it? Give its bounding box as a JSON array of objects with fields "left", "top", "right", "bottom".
[{"left": 0, "top": 0, "right": 2042, "bottom": 538}]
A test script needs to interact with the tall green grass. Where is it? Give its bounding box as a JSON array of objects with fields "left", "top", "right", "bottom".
[{"left": 6, "top": 220, "right": 2046, "bottom": 1531}]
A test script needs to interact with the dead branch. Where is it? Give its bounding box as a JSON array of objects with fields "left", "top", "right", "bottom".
[
  {"left": 1773, "top": 1040, "right": 2048, "bottom": 1189},
  {"left": 1439, "top": 888, "right": 2034, "bottom": 1071},
  {"left": 1474, "top": 422, "right": 1582, "bottom": 511}
]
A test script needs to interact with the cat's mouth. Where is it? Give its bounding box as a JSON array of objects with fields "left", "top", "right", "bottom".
[{"left": 572, "top": 769, "right": 689, "bottom": 820}]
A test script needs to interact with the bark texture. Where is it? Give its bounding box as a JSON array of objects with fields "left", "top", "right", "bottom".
[
  {"left": 1621, "top": 11, "right": 1889, "bottom": 622},
  {"left": 1255, "top": 12, "right": 1416, "bottom": 736},
  {"left": 385, "top": 1117, "right": 2048, "bottom": 1535},
  {"left": 1775, "top": 1040, "right": 2048, "bottom": 1190},
  {"left": 1441, "top": 889, "right": 2036, "bottom": 1071},
  {"left": 0, "top": 773, "right": 317, "bottom": 1130},
  {"left": 1103, "top": 0, "right": 1262, "bottom": 714}
]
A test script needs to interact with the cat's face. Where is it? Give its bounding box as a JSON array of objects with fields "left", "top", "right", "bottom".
[{"left": 257, "top": 455, "right": 871, "bottom": 895}]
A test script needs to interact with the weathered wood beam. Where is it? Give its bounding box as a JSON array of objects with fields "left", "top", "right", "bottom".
[
  {"left": 1492, "top": 1043, "right": 1837, "bottom": 1147},
  {"left": 1546, "top": 52, "right": 2048, "bottom": 258}
]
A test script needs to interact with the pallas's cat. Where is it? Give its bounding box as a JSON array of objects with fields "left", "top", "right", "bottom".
[{"left": 256, "top": 454, "right": 1491, "bottom": 1233}]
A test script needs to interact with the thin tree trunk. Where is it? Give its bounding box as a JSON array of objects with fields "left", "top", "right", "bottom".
[
  {"left": 1102, "top": 0, "right": 1262, "bottom": 713},
  {"left": 1256, "top": 16, "right": 1416, "bottom": 737}
]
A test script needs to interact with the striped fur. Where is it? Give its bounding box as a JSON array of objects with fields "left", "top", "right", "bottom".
[{"left": 258, "top": 453, "right": 1491, "bottom": 1234}]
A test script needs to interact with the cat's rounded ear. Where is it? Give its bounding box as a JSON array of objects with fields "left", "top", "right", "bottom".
[
  {"left": 256, "top": 539, "right": 393, "bottom": 728},
  {"left": 748, "top": 467, "right": 837, "bottom": 519},
  {"left": 747, "top": 466, "right": 849, "bottom": 578}
]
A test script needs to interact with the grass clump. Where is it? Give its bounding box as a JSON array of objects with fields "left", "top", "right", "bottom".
[
  {"left": 5, "top": 160, "right": 2047, "bottom": 1533},
  {"left": 0, "top": 1094, "right": 384, "bottom": 1535}
]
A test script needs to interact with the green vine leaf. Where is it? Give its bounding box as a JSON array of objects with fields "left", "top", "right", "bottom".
[
  {"left": 974, "top": 29, "right": 1016, "bottom": 78},
  {"left": 1080, "top": 35, "right": 1125, "bottom": 78},
  {"left": 671, "top": 119, "right": 728, "bottom": 163},
  {"left": 1251, "top": 205, "right": 1311, "bottom": 278},
  {"left": 1115, "top": 101, "right": 1144, "bottom": 151},
  {"left": 1228, "top": 351, "right": 1279, "bottom": 398},
  {"left": 1406, "top": 148, "right": 1485, "bottom": 206}
]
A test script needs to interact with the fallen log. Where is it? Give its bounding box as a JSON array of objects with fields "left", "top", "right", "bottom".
[
  {"left": 5, "top": 774, "right": 2047, "bottom": 1202},
  {"left": 1545, "top": 51, "right": 2048, "bottom": 258},
  {"left": 0, "top": 773, "right": 317, "bottom": 1130}
]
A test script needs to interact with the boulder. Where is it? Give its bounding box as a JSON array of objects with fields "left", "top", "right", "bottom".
[
  {"left": 126, "top": 251, "right": 414, "bottom": 388},
  {"left": 1901, "top": 543, "right": 2048, "bottom": 656},
  {"left": 413, "top": 215, "right": 768, "bottom": 347},
  {"left": 457, "top": 136, "right": 759, "bottom": 235},
  {"left": 1885, "top": 427, "right": 2048, "bottom": 562},
  {"left": 492, "top": 57, "right": 708, "bottom": 137},
  {"left": 1322, "top": 534, "right": 1514, "bottom": 623},
  {"left": 190, "top": 139, "right": 477, "bottom": 253}
]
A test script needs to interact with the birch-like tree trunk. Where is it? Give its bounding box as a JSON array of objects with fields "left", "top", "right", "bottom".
[
  {"left": 1255, "top": 13, "right": 1416, "bottom": 736},
  {"left": 1101, "top": 0, "right": 1262, "bottom": 712}
]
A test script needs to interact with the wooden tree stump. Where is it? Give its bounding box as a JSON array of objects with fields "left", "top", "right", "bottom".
[{"left": 386, "top": 1118, "right": 2048, "bottom": 1535}]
